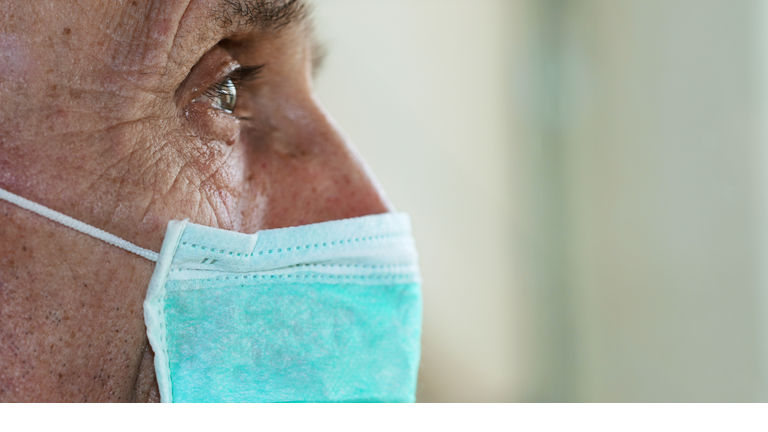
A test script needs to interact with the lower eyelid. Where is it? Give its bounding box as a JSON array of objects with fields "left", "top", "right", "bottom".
[{"left": 184, "top": 101, "right": 242, "bottom": 146}]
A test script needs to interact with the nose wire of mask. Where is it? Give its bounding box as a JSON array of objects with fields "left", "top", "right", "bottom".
[{"left": 0, "top": 188, "right": 159, "bottom": 262}]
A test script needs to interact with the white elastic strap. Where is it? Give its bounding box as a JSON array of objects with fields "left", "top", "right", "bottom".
[{"left": 0, "top": 188, "right": 159, "bottom": 262}]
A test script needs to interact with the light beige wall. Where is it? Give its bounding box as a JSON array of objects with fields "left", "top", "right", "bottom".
[
  {"left": 311, "top": 0, "right": 768, "bottom": 402},
  {"left": 555, "top": 0, "right": 768, "bottom": 402},
  {"left": 311, "top": 0, "right": 532, "bottom": 402}
]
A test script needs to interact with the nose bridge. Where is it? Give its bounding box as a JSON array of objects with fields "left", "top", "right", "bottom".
[{"left": 246, "top": 92, "right": 392, "bottom": 231}]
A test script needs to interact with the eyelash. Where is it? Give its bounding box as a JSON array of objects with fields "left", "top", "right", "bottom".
[{"left": 202, "top": 64, "right": 266, "bottom": 108}]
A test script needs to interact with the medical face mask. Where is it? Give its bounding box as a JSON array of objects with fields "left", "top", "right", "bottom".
[{"left": 0, "top": 188, "right": 422, "bottom": 403}]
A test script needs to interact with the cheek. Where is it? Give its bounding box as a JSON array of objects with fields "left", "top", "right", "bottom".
[
  {"left": 125, "top": 126, "right": 251, "bottom": 237},
  {"left": 170, "top": 137, "right": 248, "bottom": 228},
  {"left": 0, "top": 34, "right": 39, "bottom": 88},
  {"left": 0, "top": 34, "right": 46, "bottom": 141}
]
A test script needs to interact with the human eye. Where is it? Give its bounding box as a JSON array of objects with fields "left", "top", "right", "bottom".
[{"left": 195, "top": 65, "right": 265, "bottom": 115}]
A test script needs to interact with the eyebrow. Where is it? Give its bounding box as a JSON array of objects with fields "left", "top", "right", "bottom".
[{"left": 211, "top": 0, "right": 308, "bottom": 34}]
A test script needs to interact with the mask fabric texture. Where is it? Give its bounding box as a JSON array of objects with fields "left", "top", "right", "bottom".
[
  {"left": 145, "top": 213, "right": 422, "bottom": 403},
  {"left": 0, "top": 188, "right": 422, "bottom": 404}
]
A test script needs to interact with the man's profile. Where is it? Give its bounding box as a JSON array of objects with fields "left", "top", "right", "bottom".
[{"left": 0, "top": 0, "right": 421, "bottom": 402}]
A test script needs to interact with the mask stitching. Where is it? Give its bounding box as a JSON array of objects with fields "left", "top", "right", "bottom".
[
  {"left": 173, "top": 273, "right": 416, "bottom": 282},
  {"left": 170, "top": 263, "right": 415, "bottom": 271},
  {"left": 165, "top": 273, "right": 419, "bottom": 291},
  {"left": 179, "top": 232, "right": 408, "bottom": 259}
]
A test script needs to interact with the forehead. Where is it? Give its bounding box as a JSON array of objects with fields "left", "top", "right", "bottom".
[
  {"left": 176, "top": 0, "right": 309, "bottom": 60},
  {"left": 105, "top": 0, "right": 309, "bottom": 76}
]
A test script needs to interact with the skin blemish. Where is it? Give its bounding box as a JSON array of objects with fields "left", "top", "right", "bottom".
[{"left": 63, "top": 28, "right": 71, "bottom": 36}]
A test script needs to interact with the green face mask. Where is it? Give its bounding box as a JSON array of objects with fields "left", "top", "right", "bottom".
[{"left": 0, "top": 188, "right": 423, "bottom": 403}]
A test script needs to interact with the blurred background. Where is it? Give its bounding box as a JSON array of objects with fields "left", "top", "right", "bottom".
[{"left": 311, "top": 0, "right": 768, "bottom": 402}]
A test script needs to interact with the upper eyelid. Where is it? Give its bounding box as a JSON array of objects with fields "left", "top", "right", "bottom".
[
  {"left": 199, "top": 64, "right": 266, "bottom": 105},
  {"left": 223, "top": 64, "right": 266, "bottom": 88}
]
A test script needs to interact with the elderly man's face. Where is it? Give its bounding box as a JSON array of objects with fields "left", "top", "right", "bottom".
[{"left": 0, "top": 0, "right": 389, "bottom": 401}]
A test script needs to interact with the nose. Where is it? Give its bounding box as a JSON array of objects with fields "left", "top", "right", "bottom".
[{"left": 240, "top": 92, "right": 392, "bottom": 231}]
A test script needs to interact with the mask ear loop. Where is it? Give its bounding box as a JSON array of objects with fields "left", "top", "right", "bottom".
[{"left": 0, "top": 188, "right": 159, "bottom": 262}]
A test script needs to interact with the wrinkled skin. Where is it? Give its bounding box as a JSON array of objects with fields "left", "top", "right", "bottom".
[{"left": 0, "top": 0, "right": 390, "bottom": 402}]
